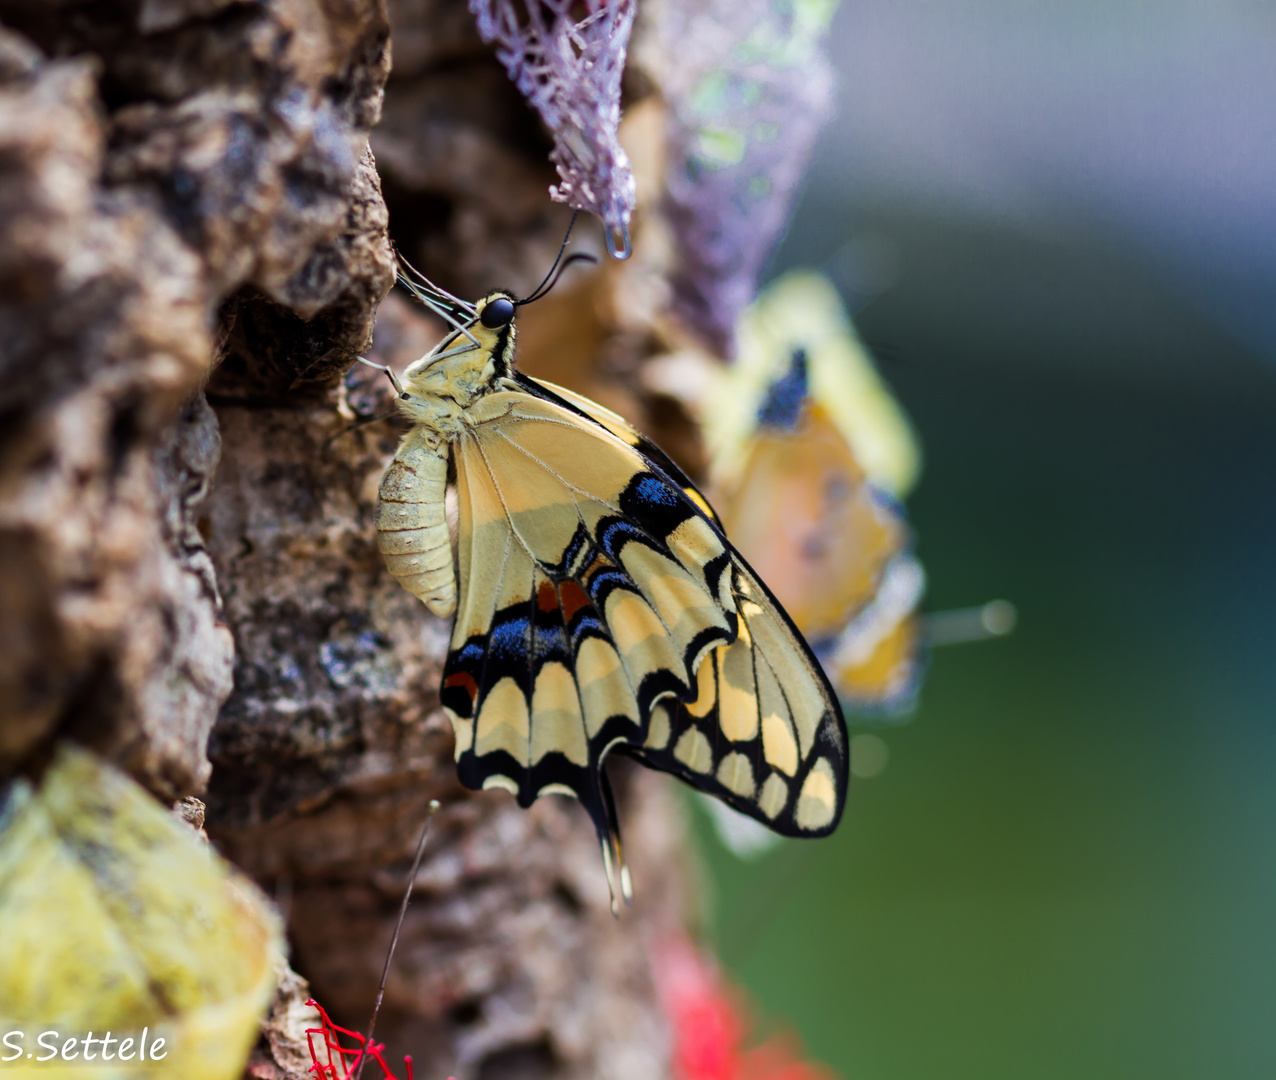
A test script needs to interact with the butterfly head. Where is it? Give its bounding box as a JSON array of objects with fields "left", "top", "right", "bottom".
[
  {"left": 393, "top": 290, "right": 519, "bottom": 433},
  {"left": 478, "top": 292, "right": 516, "bottom": 329},
  {"left": 388, "top": 223, "right": 596, "bottom": 434},
  {"left": 471, "top": 289, "right": 519, "bottom": 376}
]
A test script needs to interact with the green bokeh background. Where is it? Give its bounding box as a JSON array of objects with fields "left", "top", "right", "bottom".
[{"left": 689, "top": 205, "right": 1276, "bottom": 1079}]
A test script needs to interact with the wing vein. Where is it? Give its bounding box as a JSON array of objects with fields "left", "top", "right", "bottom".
[
  {"left": 463, "top": 430, "right": 515, "bottom": 717},
  {"left": 490, "top": 424, "right": 631, "bottom": 516},
  {"left": 523, "top": 559, "right": 536, "bottom": 776},
  {"left": 496, "top": 425, "right": 708, "bottom": 646},
  {"left": 470, "top": 425, "right": 546, "bottom": 569}
]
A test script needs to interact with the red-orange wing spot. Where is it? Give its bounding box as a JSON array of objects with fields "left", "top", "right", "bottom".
[
  {"left": 558, "top": 580, "right": 591, "bottom": 625},
  {"left": 443, "top": 670, "right": 479, "bottom": 704},
  {"left": 536, "top": 580, "right": 560, "bottom": 613}
]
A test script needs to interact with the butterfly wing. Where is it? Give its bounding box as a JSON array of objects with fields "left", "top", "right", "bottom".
[
  {"left": 515, "top": 376, "right": 848, "bottom": 834},
  {"left": 516, "top": 375, "right": 848, "bottom": 832},
  {"left": 441, "top": 381, "right": 847, "bottom": 892},
  {"left": 511, "top": 374, "right": 723, "bottom": 524},
  {"left": 715, "top": 403, "right": 903, "bottom": 641},
  {"left": 635, "top": 560, "right": 849, "bottom": 835},
  {"left": 818, "top": 549, "right": 926, "bottom": 717},
  {"left": 443, "top": 385, "right": 737, "bottom": 886}
]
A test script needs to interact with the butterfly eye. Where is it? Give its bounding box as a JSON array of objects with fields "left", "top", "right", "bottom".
[{"left": 480, "top": 297, "right": 515, "bottom": 328}]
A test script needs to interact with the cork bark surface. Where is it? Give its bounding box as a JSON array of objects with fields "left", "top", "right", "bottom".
[{"left": 0, "top": 1, "right": 693, "bottom": 1077}]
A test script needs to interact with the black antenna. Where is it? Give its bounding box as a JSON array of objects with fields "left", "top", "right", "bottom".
[
  {"left": 516, "top": 210, "right": 581, "bottom": 305},
  {"left": 516, "top": 252, "right": 599, "bottom": 307}
]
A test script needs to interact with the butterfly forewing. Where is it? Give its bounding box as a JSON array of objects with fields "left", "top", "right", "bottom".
[{"left": 514, "top": 374, "right": 724, "bottom": 525}]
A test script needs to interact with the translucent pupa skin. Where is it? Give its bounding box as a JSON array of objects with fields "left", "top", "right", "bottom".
[{"left": 374, "top": 292, "right": 517, "bottom": 617}]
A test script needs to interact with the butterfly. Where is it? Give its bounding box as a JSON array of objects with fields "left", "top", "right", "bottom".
[
  {"left": 703, "top": 270, "right": 925, "bottom": 717},
  {"left": 360, "top": 247, "right": 848, "bottom": 909}
]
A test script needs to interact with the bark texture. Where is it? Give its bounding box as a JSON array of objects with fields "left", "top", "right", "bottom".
[
  {"left": 0, "top": 0, "right": 394, "bottom": 790},
  {"left": 0, "top": 1, "right": 694, "bottom": 1078}
]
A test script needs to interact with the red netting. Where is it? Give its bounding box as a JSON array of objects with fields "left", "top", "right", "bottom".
[
  {"left": 307, "top": 936, "right": 834, "bottom": 1080},
  {"left": 305, "top": 999, "right": 434, "bottom": 1080}
]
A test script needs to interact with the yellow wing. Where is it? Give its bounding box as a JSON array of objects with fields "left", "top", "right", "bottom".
[
  {"left": 817, "top": 549, "right": 925, "bottom": 715},
  {"left": 716, "top": 399, "right": 925, "bottom": 715},
  {"left": 439, "top": 378, "right": 848, "bottom": 897},
  {"left": 523, "top": 376, "right": 721, "bottom": 523},
  {"left": 716, "top": 404, "right": 901, "bottom": 641},
  {"left": 519, "top": 378, "right": 849, "bottom": 825}
]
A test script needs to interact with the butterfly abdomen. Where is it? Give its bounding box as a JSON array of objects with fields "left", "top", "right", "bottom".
[{"left": 376, "top": 427, "right": 456, "bottom": 618}]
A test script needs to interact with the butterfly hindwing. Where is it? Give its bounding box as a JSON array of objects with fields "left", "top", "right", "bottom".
[{"left": 637, "top": 564, "right": 847, "bottom": 835}]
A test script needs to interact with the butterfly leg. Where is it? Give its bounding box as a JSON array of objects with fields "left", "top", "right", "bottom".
[
  {"left": 355, "top": 355, "right": 406, "bottom": 395},
  {"left": 324, "top": 405, "right": 400, "bottom": 447}
]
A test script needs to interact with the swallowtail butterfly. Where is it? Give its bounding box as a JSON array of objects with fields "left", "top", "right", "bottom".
[{"left": 361, "top": 249, "right": 847, "bottom": 909}]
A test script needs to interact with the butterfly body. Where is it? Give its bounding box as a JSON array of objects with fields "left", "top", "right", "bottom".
[
  {"left": 375, "top": 294, "right": 517, "bottom": 615},
  {"left": 373, "top": 287, "right": 848, "bottom": 907}
]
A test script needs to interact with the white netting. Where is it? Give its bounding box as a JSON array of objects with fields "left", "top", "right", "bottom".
[
  {"left": 654, "top": 0, "right": 839, "bottom": 353},
  {"left": 470, "top": 0, "right": 637, "bottom": 256}
]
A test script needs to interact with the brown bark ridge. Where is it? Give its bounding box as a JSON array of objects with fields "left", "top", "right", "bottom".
[
  {"left": 2, "top": 0, "right": 696, "bottom": 1077},
  {"left": 0, "top": 0, "right": 394, "bottom": 790}
]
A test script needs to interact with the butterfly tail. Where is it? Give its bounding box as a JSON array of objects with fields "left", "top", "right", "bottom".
[{"left": 595, "top": 766, "right": 633, "bottom": 917}]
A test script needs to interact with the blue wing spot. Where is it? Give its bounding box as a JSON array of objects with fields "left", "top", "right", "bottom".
[
  {"left": 585, "top": 563, "right": 630, "bottom": 606},
  {"left": 571, "top": 612, "right": 607, "bottom": 647},
  {"left": 757, "top": 347, "right": 809, "bottom": 430},
  {"left": 598, "top": 519, "right": 651, "bottom": 560},
  {"left": 618, "top": 472, "right": 694, "bottom": 534},
  {"left": 634, "top": 474, "right": 679, "bottom": 509},
  {"left": 489, "top": 616, "right": 530, "bottom": 664},
  {"left": 532, "top": 620, "right": 569, "bottom": 663}
]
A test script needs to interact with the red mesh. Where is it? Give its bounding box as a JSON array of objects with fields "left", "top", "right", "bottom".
[{"left": 305, "top": 999, "right": 430, "bottom": 1080}]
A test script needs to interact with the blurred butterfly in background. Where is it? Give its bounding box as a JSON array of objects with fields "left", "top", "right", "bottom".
[
  {"left": 360, "top": 241, "right": 848, "bottom": 911},
  {"left": 704, "top": 270, "right": 926, "bottom": 718}
]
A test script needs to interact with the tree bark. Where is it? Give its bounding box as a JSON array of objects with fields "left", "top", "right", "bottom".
[{"left": 0, "top": 1, "right": 694, "bottom": 1078}]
